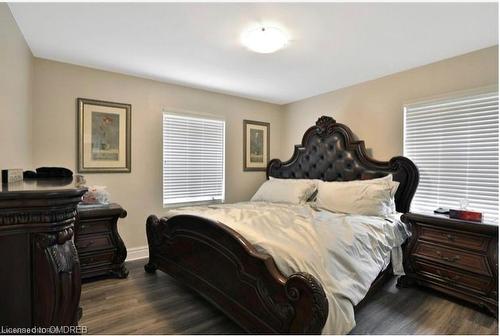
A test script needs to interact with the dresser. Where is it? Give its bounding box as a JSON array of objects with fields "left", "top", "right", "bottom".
[
  {"left": 398, "top": 212, "right": 498, "bottom": 316},
  {"left": 76, "top": 203, "right": 128, "bottom": 280},
  {"left": 0, "top": 179, "right": 86, "bottom": 327}
]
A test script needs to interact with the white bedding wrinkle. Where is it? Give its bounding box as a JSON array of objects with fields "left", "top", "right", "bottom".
[{"left": 165, "top": 202, "right": 409, "bottom": 334}]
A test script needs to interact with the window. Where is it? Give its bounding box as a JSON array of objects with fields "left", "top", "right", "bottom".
[
  {"left": 404, "top": 91, "right": 499, "bottom": 222},
  {"left": 163, "top": 112, "right": 225, "bottom": 206}
]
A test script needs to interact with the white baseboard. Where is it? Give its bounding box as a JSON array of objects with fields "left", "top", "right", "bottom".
[{"left": 126, "top": 245, "right": 149, "bottom": 261}]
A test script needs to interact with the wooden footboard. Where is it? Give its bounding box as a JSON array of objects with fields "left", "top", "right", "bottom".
[{"left": 144, "top": 214, "right": 329, "bottom": 334}]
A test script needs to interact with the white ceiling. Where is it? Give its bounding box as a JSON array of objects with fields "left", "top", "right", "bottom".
[{"left": 9, "top": 2, "right": 498, "bottom": 105}]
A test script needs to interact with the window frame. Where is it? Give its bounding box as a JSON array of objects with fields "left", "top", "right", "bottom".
[
  {"left": 403, "top": 86, "right": 499, "bottom": 222},
  {"left": 162, "top": 110, "right": 226, "bottom": 208}
]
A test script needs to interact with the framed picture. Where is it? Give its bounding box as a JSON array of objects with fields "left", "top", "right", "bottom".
[
  {"left": 77, "top": 98, "right": 131, "bottom": 173},
  {"left": 243, "top": 120, "right": 270, "bottom": 171}
]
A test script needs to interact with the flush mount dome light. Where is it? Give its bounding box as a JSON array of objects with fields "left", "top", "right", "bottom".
[{"left": 241, "top": 26, "right": 289, "bottom": 54}]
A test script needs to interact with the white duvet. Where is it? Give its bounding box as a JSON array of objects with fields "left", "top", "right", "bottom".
[{"left": 165, "top": 201, "right": 409, "bottom": 334}]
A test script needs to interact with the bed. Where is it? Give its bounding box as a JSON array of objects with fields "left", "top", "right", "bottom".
[{"left": 144, "top": 116, "right": 419, "bottom": 334}]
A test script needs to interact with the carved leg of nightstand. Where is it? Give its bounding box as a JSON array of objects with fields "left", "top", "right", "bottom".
[
  {"left": 144, "top": 262, "right": 157, "bottom": 273},
  {"left": 480, "top": 302, "right": 498, "bottom": 319},
  {"left": 396, "top": 275, "right": 416, "bottom": 288},
  {"left": 111, "top": 265, "right": 129, "bottom": 279},
  {"left": 489, "top": 307, "right": 498, "bottom": 320}
]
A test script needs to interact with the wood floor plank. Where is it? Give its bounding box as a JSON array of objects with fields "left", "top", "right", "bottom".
[{"left": 80, "top": 259, "right": 498, "bottom": 334}]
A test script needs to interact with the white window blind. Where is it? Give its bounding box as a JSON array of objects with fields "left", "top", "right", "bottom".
[
  {"left": 404, "top": 91, "right": 499, "bottom": 222},
  {"left": 163, "top": 113, "right": 225, "bottom": 206}
]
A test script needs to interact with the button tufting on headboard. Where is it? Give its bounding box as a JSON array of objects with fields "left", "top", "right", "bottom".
[{"left": 266, "top": 115, "right": 419, "bottom": 213}]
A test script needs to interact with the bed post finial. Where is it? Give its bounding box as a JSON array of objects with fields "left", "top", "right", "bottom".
[{"left": 315, "top": 116, "right": 336, "bottom": 136}]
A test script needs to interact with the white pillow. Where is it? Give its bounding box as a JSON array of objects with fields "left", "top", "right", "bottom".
[
  {"left": 316, "top": 175, "right": 399, "bottom": 216},
  {"left": 353, "top": 175, "right": 399, "bottom": 212},
  {"left": 367, "top": 175, "right": 399, "bottom": 197},
  {"left": 251, "top": 178, "right": 317, "bottom": 204},
  {"left": 271, "top": 177, "right": 322, "bottom": 202}
]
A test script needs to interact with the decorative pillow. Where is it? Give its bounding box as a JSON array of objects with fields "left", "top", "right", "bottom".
[
  {"left": 316, "top": 175, "right": 399, "bottom": 216},
  {"left": 251, "top": 178, "right": 318, "bottom": 204}
]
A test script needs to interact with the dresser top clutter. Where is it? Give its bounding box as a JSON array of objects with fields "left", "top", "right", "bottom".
[
  {"left": 0, "top": 178, "right": 87, "bottom": 217},
  {"left": 0, "top": 177, "right": 86, "bottom": 199}
]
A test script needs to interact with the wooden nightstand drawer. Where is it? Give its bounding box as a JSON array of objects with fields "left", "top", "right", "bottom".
[
  {"left": 419, "top": 225, "right": 489, "bottom": 251},
  {"left": 415, "top": 260, "right": 491, "bottom": 295},
  {"left": 78, "top": 219, "right": 111, "bottom": 235},
  {"left": 414, "top": 241, "right": 491, "bottom": 276},
  {"left": 76, "top": 204, "right": 128, "bottom": 280},
  {"left": 80, "top": 250, "right": 115, "bottom": 267},
  {"left": 76, "top": 233, "right": 114, "bottom": 253}
]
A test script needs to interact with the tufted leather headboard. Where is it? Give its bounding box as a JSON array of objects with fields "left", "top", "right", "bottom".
[{"left": 267, "top": 116, "right": 419, "bottom": 213}]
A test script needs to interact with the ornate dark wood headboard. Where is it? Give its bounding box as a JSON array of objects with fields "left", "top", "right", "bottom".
[{"left": 267, "top": 116, "right": 419, "bottom": 213}]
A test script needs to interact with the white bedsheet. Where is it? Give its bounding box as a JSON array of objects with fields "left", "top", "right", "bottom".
[{"left": 165, "top": 201, "right": 409, "bottom": 334}]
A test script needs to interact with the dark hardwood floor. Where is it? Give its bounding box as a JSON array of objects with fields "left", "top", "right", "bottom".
[{"left": 80, "top": 259, "right": 498, "bottom": 334}]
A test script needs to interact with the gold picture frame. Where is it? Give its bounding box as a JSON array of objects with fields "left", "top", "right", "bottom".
[
  {"left": 77, "top": 98, "right": 131, "bottom": 173},
  {"left": 243, "top": 120, "right": 270, "bottom": 171}
]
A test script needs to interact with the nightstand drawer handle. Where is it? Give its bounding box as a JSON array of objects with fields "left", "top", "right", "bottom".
[
  {"left": 81, "top": 240, "right": 95, "bottom": 249},
  {"left": 80, "top": 224, "right": 88, "bottom": 230},
  {"left": 436, "top": 270, "right": 461, "bottom": 282},
  {"left": 435, "top": 250, "right": 461, "bottom": 262},
  {"left": 445, "top": 233, "right": 455, "bottom": 241}
]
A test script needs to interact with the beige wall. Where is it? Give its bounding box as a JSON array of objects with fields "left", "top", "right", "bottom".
[
  {"left": 0, "top": 3, "right": 33, "bottom": 169},
  {"left": 32, "top": 58, "right": 283, "bottom": 249},
  {"left": 9, "top": 5, "right": 498, "bottom": 251},
  {"left": 282, "top": 46, "right": 499, "bottom": 160}
]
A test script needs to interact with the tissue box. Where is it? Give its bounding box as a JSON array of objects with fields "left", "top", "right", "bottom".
[{"left": 449, "top": 209, "right": 482, "bottom": 222}]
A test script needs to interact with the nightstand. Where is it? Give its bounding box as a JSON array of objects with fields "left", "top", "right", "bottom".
[
  {"left": 398, "top": 212, "right": 498, "bottom": 317},
  {"left": 76, "top": 203, "right": 129, "bottom": 280}
]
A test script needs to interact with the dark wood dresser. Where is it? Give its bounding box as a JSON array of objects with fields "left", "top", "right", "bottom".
[
  {"left": 76, "top": 203, "right": 128, "bottom": 280},
  {"left": 399, "top": 212, "right": 498, "bottom": 316},
  {"left": 0, "top": 179, "right": 86, "bottom": 327}
]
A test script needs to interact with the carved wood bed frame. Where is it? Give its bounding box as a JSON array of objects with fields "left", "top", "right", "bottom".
[{"left": 144, "top": 116, "right": 419, "bottom": 333}]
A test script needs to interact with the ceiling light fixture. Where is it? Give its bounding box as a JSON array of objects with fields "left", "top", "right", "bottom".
[{"left": 241, "top": 26, "right": 289, "bottom": 54}]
